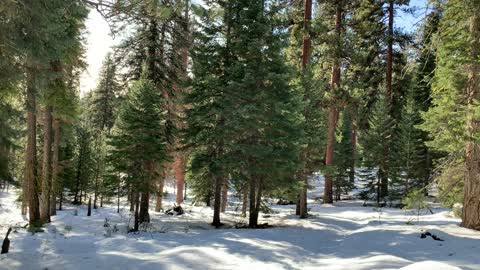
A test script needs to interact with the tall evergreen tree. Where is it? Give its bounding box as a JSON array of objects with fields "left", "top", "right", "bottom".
[{"left": 109, "top": 74, "right": 169, "bottom": 231}]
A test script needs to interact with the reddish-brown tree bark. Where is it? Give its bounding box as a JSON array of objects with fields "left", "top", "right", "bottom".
[
  {"left": 462, "top": 11, "right": 480, "bottom": 230},
  {"left": 324, "top": 0, "right": 342, "bottom": 204}
]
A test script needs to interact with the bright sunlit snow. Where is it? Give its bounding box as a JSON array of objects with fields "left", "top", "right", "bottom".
[{"left": 0, "top": 178, "right": 478, "bottom": 270}]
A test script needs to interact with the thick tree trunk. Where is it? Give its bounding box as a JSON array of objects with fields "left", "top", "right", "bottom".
[
  {"left": 139, "top": 192, "right": 150, "bottom": 224},
  {"left": 212, "top": 175, "right": 223, "bottom": 227},
  {"left": 50, "top": 118, "right": 60, "bottom": 216},
  {"left": 462, "top": 12, "right": 480, "bottom": 231},
  {"left": 248, "top": 178, "right": 263, "bottom": 228},
  {"left": 221, "top": 178, "right": 228, "bottom": 213},
  {"left": 174, "top": 2, "right": 189, "bottom": 206},
  {"left": 25, "top": 70, "right": 40, "bottom": 225},
  {"left": 40, "top": 106, "right": 52, "bottom": 222},
  {"left": 324, "top": 0, "right": 342, "bottom": 204}
]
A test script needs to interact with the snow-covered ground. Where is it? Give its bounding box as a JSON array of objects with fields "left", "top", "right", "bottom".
[{"left": 0, "top": 179, "right": 479, "bottom": 270}]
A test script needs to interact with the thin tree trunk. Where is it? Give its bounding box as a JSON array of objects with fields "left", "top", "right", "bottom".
[
  {"left": 462, "top": 11, "right": 480, "bottom": 230},
  {"left": 59, "top": 188, "right": 63, "bottom": 211},
  {"left": 221, "top": 178, "right": 228, "bottom": 213},
  {"left": 129, "top": 185, "right": 135, "bottom": 212},
  {"left": 324, "top": 0, "right": 342, "bottom": 204},
  {"left": 50, "top": 118, "right": 60, "bottom": 216},
  {"left": 87, "top": 197, "right": 92, "bottom": 216},
  {"left": 25, "top": 69, "right": 40, "bottom": 225},
  {"left": 21, "top": 177, "right": 27, "bottom": 215},
  {"left": 298, "top": 0, "right": 312, "bottom": 218},
  {"left": 40, "top": 106, "right": 52, "bottom": 222},
  {"left": 350, "top": 114, "right": 357, "bottom": 183},
  {"left": 242, "top": 185, "right": 248, "bottom": 217},
  {"left": 117, "top": 182, "right": 120, "bottom": 213},
  {"left": 175, "top": 153, "right": 185, "bottom": 205},
  {"left": 155, "top": 176, "right": 164, "bottom": 212},
  {"left": 248, "top": 177, "right": 258, "bottom": 228},
  {"left": 381, "top": 0, "right": 395, "bottom": 200},
  {"left": 133, "top": 191, "right": 140, "bottom": 231}
]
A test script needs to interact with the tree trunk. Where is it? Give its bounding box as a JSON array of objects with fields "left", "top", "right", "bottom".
[
  {"left": 242, "top": 185, "right": 248, "bottom": 217},
  {"left": 87, "top": 197, "right": 92, "bottom": 216},
  {"left": 462, "top": 11, "right": 480, "bottom": 231},
  {"left": 133, "top": 192, "right": 140, "bottom": 231},
  {"left": 25, "top": 70, "right": 40, "bottom": 226},
  {"left": 59, "top": 188, "right": 63, "bottom": 211},
  {"left": 175, "top": 153, "right": 185, "bottom": 205},
  {"left": 40, "top": 106, "right": 52, "bottom": 222},
  {"left": 155, "top": 177, "right": 164, "bottom": 212},
  {"left": 129, "top": 185, "right": 135, "bottom": 212},
  {"left": 248, "top": 177, "right": 263, "bottom": 228},
  {"left": 221, "top": 178, "right": 228, "bottom": 213},
  {"left": 117, "top": 184, "right": 120, "bottom": 213},
  {"left": 50, "top": 118, "right": 60, "bottom": 216},
  {"left": 139, "top": 192, "right": 150, "bottom": 224},
  {"left": 324, "top": 0, "right": 342, "bottom": 204},
  {"left": 381, "top": 0, "right": 395, "bottom": 200},
  {"left": 21, "top": 177, "right": 27, "bottom": 215},
  {"left": 298, "top": 0, "right": 312, "bottom": 218},
  {"left": 212, "top": 175, "right": 223, "bottom": 227},
  {"left": 299, "top": 174, "right": 308, "bottom": 218},
  {"left": 350, "top": 114, "right": 357, "bottom": 183}
]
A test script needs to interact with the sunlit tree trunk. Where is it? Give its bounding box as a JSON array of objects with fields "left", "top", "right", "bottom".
[{"left": 324, "top": 0, "right": 342, "bottom": 204}]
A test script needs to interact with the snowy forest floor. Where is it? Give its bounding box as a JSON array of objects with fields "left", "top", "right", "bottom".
[{"left": 0, "top": 178, "right": 479, "bottom": 270}]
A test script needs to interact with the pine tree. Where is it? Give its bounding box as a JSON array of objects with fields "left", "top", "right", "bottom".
[
  {"left": 108, "top": 74, "right": 169, "bottom": 231},
  {"left": 286, "top": 0, "right": 327, "bottom": 218},
  {"left": 360, "top": 96, "right": 394, "bottom": 205},
  {"left": 185, "top": 0, "right": 301, "bottom": 227}
]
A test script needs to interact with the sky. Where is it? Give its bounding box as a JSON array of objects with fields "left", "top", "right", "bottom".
[{"left": 79, "top": 0, "right": 429, "bottom": 96}]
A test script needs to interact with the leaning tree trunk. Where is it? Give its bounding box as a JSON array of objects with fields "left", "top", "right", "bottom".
[
  {"left": 40, "top": 105, "right": 53, "bottom": 223},
  {"left": 324, "top": 0, "right": 342, "bottom": 204},
  {"left": 462, "top": 11, "right": 480, "bottom": 231},
  {"left": 50, "top": 117, "right": 60, "bottom": 216},
  {"left": 25, "top": 69, "right": 40, "bottom": 225}
]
